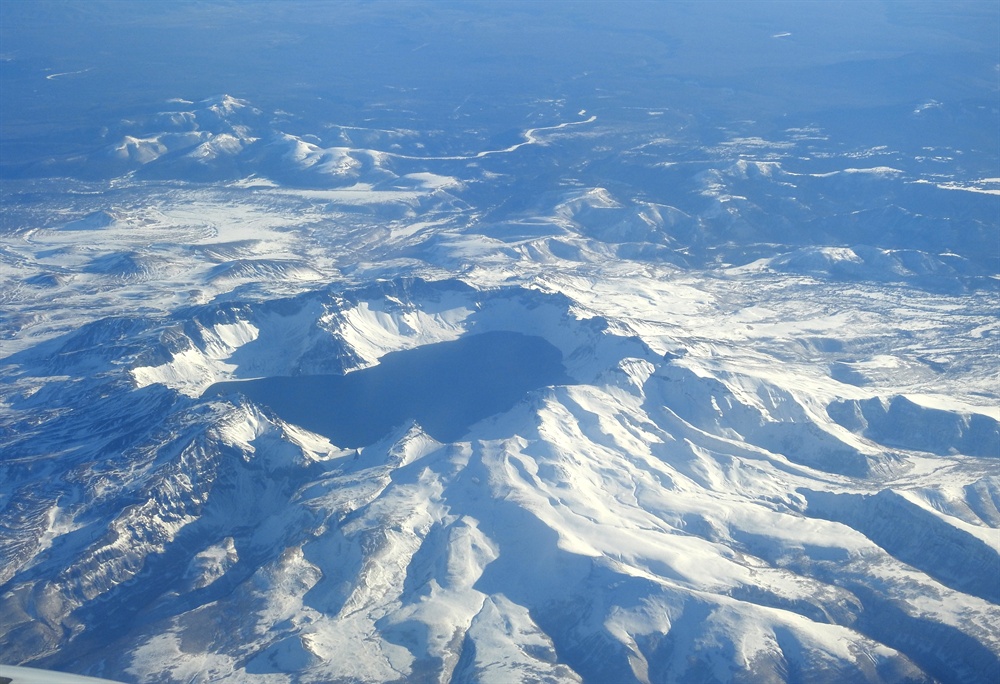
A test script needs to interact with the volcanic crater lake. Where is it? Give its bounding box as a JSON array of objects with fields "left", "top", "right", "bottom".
[{"left": 203, "top": 331, "right": 572, "bottom": 447}]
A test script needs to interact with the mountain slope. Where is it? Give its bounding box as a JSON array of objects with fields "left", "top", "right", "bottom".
[
  {"left": 1, "top": 7, "right": 998, "bottom": 675},
  {"left": 2, "top": 275, "right": 997, "bottom": 683}
]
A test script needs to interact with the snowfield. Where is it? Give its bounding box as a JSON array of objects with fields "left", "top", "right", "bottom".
[
  {"left": 1, "top": 3, "right": 998, "bottom": 681},
  {"left": 0, "top": 665, "right": 125, "bottom": 684}
]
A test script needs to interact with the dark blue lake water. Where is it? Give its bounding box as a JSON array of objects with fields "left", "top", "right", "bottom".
[{"left": 203, "top": 331, "right": 571, "bottom": 447}]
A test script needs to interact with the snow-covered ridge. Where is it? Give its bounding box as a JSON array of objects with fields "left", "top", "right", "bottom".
[
  {"left": 1, "top": 79, "right": 997, "bottom": 682},
  {"left": 129, "top": 278, "right": 650, "bottom": 397},
  {"left": 53, "top": 95, "right": 596, "bottom": 189},
  {"left": 4, "top": 272, "right": 997, "bottom": 682}
]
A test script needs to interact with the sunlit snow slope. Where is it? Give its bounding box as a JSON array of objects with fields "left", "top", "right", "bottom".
[{"left": 1, "top": 3, "right": 998, "bottom": 683}]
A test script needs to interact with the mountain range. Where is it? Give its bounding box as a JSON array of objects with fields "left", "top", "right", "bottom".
[{"left": 1, "top": 3, "right": 998, "bottom": 682}]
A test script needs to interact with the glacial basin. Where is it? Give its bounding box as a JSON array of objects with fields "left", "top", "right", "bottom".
[{"left": 203, "top": 331, "right": 572, "bottom": 447}]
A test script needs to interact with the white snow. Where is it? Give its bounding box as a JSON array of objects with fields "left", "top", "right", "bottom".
[
  {"left": 2, "top": 70, "right": 997, "bottom": 684},
  {"left": 0, "top": 665, "right": 124, "bottom": 684},
  {"left": 913, "top": 177, "right": 1000, "bottom": 195}
]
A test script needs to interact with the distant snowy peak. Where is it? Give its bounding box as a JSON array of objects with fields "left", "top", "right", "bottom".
[
  {"left": 553, "top": 187, "right": 683, "bottom": 247},
  {"left": 691, "top": 155, "right": 998, "bottom": 278},
  {"left": 255, "top": 133, "right": 393, "bottom": 182},
  {"left": 185, "top": 133, "right": 253, "bottom": 161},
  {"left": 748, "top": 245, "right": 976, "bottom": 288},
  {"left": 158, "top": 95, "right": 263, "bottom": 130},
  {"left": 21, "top": 93, "right": 1000, "bottom": 291},
  {"left": 100, "top": 96, "right": 266, "bottom": 174},
  {"left": 201, "top": 94, "right": 257, "bottom": 117},
  {"left": 94, "top": 96, "right": 410, "bottom": 186}
]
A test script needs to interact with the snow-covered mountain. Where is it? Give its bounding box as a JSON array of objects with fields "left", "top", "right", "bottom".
[
  {"left": 2, "top": 269, "right": 998, "bottom": 682},
  {"left": 1, "top": 2, "right": 998, "bottom": 683}
]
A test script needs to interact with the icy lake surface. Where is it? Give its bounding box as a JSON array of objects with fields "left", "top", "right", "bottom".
[{"left": 204, "top": 331, "right": 571, "bottom": 446}]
